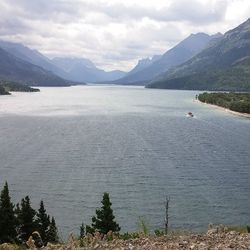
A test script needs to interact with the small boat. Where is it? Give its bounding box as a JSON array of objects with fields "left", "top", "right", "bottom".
[{"left": 187, "top": 112, "right": 194, "bottom": 117}]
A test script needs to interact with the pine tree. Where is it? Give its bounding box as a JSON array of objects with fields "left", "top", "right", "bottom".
[
  {"left": 0, "top": 182, "right": 17, "bottom": 243},
  {"left": 17, "top": 196, "right": 37, "bottom": 242},
  {"left": 36, "top": 200, "right": 50, "bottom": 244},
  {"left": 15, "top": 202, "right": 21, "bottom": 240},
  {"left": 91, "top": 193, "right": 120, "bottom": 234},
  {"left": 47, "top": 217, "right": 59, "bottom": 243},
  {"left": 85, "top": 224, "right": 94, "bottom": 235},
  {"left": 80, "top": 222, "right": 85, "bottom": 238}
]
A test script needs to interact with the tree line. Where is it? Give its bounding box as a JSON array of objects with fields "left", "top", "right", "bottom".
[
  {"left": 0, "top": 182, "right": 58, "bottom": 245},
  {"left": 0, "top": 182, "right": 121, "bottom": 246},
  {"left": 198, "top": 92, "right": 250, "bottom": 114}
]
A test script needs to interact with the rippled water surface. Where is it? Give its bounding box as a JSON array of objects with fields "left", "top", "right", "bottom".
[{"left": 0, "top": 85, "right": 249, "bottom": 237}]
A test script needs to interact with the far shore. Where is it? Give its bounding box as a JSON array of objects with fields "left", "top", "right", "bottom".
[{"left": 194, "top": 99, "right": 250, "bottom": 119}]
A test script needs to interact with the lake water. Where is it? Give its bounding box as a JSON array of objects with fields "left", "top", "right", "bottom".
[{"left": 0, "top": 85, "right": 249, "bottom": 238}]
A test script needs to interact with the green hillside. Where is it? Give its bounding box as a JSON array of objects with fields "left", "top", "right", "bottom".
[
  {"left": 0, "top": 47, "right": 70, "bottom": 87},
  {"left": 147, "top": 18, "right": 250, "bottom": 91}
]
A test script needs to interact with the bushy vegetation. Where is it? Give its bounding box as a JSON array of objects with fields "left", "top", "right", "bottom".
[
  {"left": 0, "top": 80, "right": 40, "bottom": 95},
  {"left": 0, "top": 85, "right": 10, "bottom": 95},
  {"left": 1, "top": 182, "right": 249, "bottom": 248},
  {"left": 0, "top": 182, "right": 58, "bottom": 245},
  {"left": 198, "top": 92, "right": 250, "bottom": 114}
]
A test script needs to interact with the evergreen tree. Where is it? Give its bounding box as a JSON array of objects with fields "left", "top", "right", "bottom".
[
  {"left": 0, "top": 182, "right": 17, "bottom": 243},
  {"left": 80, "top": 222, "right": 85, "bottom": 238},
  {"left": 47, "top": 217, "right": 59, "bottom": 243},
  {"left": 91, "top": 193, "right": 120, "bottom": 234},
  {"left": 14, "top": 203, "right": 23, "bottom": 243},
  {"left": 36, "top": 200, "right": 50, "bottom": 244},
  {"left": 85, "top": 224, "right": 94, "bottom": 235},
  {"left": 17, "top": 196, "right": 37, "bottom": 242}
]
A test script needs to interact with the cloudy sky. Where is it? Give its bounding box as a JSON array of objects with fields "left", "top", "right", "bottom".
[{"left": 0, "top": 0, "right": 249, "bottom": 71}]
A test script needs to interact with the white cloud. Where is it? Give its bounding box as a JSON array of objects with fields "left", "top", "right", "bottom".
[{"left": 0, "top": 0, "right": 249, "bottom": 71}]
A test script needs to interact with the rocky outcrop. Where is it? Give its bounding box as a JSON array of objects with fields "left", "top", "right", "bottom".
[{"left": 1, "top": 226, "right": 249, "bottom": 250}]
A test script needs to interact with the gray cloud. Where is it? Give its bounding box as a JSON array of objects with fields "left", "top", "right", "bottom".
[
  {"left": 92, "top": 0, "right": 228, "bottom": 23},
  {"left": 0, "top": 19, "right": 28, "bottom": 36},
  {"left": 6, "top": 0, "right": 228, "bottom": 24},
  {"left": 0, "top": 0, "right": 248, "bottom": 70}
]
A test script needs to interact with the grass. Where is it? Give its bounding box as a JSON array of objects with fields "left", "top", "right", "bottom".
[
  {"left": 227, "top": 225, "right": 250, "bottom": 233},
  {"left": 138, "top": 217, "right": 150, "bottom": 235}
]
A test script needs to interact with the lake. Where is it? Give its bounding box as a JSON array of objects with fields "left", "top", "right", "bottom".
[{"left": 0, "top": 85, "right": 249, "bottom": 238}]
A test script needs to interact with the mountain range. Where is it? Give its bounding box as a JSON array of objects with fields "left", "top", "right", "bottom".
[
  {"left": 51, "top": 57, "right": 126, "bottom": 83},
  {"left": 0, "top": 40, "right": 69, "bottom": 80},
  {"left": 147, "top": 18, "right": 250, "bottom": 91},
  {"left": 0, "top": 41, "right": 126, "bottom": 85},
  {"left": 125, "top": 55, "right": 161, "bottom": 77},
  {"left": 0, "top": 32, "right": 222, "bottom": 87},
  {"left": 109, "top": 33, "right": 222, "bottom": 85},
  {"left": 0, "top": 18, "right": 250, "bottom": 91},
  {"left": 0, "top": 47, "right": 69, "bottom": 86}
]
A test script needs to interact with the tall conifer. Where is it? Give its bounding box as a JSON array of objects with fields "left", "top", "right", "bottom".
[
  {"left": 36, "top": 200, "right": 50, "bottom": 244},
  {"left": 0, "top": 182, "right": 17, "bottom": 243},
  {"left": 17, "top": 196, "right": 37, "bottom": 242},
  {"left": 47, "top": 217, "right": 59, "bottom": 243},
  {"left": 91, "top": 193, "right": 120, "bottom": 234}
]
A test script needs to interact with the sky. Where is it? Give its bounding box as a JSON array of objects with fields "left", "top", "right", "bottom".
[{"left": 0, "top": 0, "right": 249, "bottom": 71}]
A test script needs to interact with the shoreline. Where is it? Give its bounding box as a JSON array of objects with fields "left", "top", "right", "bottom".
[{"left": 194, "top": 99, "right": 250, "bottom": 119}]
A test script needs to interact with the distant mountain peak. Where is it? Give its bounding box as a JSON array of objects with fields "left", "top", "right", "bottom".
[
  {"left": 147, "top": 17, "right": 250, "bottom": 91},
  {"left": 212, "top": 32, "right": 223, "bottom": 38},
  {"left": 243, "top": 17, "right": 250, "bottom": 25},
  {"left": 189, "top": 32, "right": 209, "bottom": 37},
  {"left": 225, "top": 17, "right": 250, "bottom": 37},
  {"left": 125, "top": 55, "right": 161, "bottom": 77},
  {"left": 51, "top": 57, "right": 126, "bottom": 82},
  {"left": 137, "top": 58, "right": 149, "bottom": 66},
  {"left": 187, "top": 32, "right": 222, "bottom": 41},
  {"left": 0, "top": 47, "right": 69, "bottom": 86},
  {"left": 52, "top": 57, "right": 96, "bottom": 70},
  {"left": 110, "top": 32, "right": 214, "bottom": 85}
]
